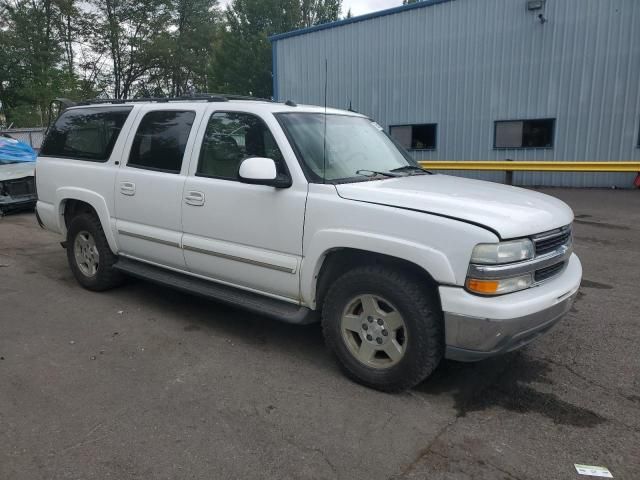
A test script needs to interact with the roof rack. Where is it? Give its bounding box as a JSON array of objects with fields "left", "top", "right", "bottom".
[{"left": 76, "top": 93, "right": 275, "bottom": 106}]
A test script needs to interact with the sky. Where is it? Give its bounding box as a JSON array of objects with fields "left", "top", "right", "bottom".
[
  {"left": 218, "top": 0, "right": 402, "bottom": 18},
  {"left": 342, "top": 0, "right": 401, "bottom": 16}
]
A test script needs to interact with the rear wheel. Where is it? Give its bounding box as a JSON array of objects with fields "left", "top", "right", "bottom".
[
  {"left": 322, "top": 265, "right": 443, "bottom": 392},
  {"left": 66, "top": 213, "right": 123, "bottom": 291}
]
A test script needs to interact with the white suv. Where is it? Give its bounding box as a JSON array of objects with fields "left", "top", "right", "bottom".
[{"left": 35, "top": 96, "right": 582, "bottom": 391}]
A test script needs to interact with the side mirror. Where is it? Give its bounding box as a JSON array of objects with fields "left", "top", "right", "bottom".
[{"left": 238, "top": 157, "right": 291, "bottom": 188}]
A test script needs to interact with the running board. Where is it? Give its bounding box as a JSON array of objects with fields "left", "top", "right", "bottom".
[{"left": 113, "top": 257, "right": 316, "bottom": 325}]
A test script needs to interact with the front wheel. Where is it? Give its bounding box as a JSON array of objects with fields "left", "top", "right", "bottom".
[{"left": 322, "top": 265, "right": 443, "bottom": 392}]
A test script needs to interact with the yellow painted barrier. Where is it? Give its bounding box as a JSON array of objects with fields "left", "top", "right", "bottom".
[{"left": 418, "top": 161, "right": 640, "bottom": 172}]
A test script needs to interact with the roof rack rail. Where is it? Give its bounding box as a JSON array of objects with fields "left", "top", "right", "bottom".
[
  {"left": 77, "top": 94, "right": 229, "bottom": 105},
  {"left": 76, "top": 93, "right": 279, "bottom": 106}
]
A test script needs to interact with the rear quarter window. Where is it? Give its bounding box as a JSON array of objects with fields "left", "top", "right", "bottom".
[{"left": 40, "top": 106, "right": 132, "bottom": 162}]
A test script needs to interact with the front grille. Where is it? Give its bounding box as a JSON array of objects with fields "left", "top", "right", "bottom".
[
  {"left": 534, "top": 261, "right": 565, "bottom": 282},
  {"left": 534, "top": 227, "right": 572, "bottom": 256},
  {"left": 4, "top": 177, "right": 35, "bottom": 196}
]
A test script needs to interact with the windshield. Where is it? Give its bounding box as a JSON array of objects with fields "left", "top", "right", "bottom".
[{"left": 276, "top": 113, "right": 419, "bottom": 183}]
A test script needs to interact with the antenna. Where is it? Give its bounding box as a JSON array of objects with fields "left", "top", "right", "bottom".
[{"left": 322, "top": 58, "right": 328, "bottom": 184}]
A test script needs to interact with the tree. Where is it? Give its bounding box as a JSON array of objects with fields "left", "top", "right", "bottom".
[
  {"left": 146, "top": 0, "right": 221, "bottom": 96},
  {"left": 211, "top": 0, "right": 342, "bottom": 98},
  {"left": 300, "top": 0, "right": 342, "bottom": 27},
  {"left": 0, "top": 0, "right": 340, "bottom": 125},
  {"left": 88, "top": 0, "right": 173, "bottom": 99},
  {"left": 0, "top": 0, "right": 78, "bottom": 126}
]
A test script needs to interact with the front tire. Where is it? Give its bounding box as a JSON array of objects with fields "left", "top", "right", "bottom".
[
  {"left": 66, "top": 213, "right": 123, "bottom": 291},
  {"left": 322, "top": 265, "right": 443, "bottom": 392}
]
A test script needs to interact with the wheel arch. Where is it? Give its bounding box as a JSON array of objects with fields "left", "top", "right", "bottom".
[
  {"left": 308, "top": 247, "right": 444, "bottom": 312},
  {"left": 56, "top": 187, "right": 118, "bottom": 253}
]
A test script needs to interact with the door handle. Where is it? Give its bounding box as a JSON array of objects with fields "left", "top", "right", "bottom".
[
  {"left": 184, "top": 190, "right": 205, "bottom": 206},
  {"left": 120, "top": 181, "right": 136, "bottom": 196}
]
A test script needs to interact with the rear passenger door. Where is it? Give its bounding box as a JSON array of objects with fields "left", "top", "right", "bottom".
[{"left": 114, "top": 106, "right": 203, "bottom": 268}]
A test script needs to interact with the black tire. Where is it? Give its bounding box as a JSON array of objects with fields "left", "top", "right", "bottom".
[
  {"left": 322, "top": 265, "right": 443, "bottom": 392},
  {"left": 66, "top": 213, "right": 124, "bottom": 291}
]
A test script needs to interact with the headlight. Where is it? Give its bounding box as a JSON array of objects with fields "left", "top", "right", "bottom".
[
  {"left": 466, "top": 274, "right": 533, "bottom": 295},
  {"left": 470, "top": 239, "right": 534, "bottom": 265}
]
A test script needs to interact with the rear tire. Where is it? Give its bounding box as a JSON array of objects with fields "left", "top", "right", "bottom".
[
  {"left": 322, "top": 265, "right": 443, "bottom": 392},
  {"left": 66, "top": 213, "right": 123, "bottom": 291}
]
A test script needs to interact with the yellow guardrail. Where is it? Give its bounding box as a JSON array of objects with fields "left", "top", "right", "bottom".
[{"left": 418, "top": 161, "right": 640, "bottom": 172}]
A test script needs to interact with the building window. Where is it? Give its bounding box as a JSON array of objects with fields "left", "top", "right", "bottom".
[
  {"left": 494, "top": 119, "right": 555, "bottom": 149},
  {"left": 389, "top": 124, "right": 437, "bottom": 150}
]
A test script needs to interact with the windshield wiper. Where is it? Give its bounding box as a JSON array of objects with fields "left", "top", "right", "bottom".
[
  {"left": 355, "top": 169, "right": 399, "bottom": 178},
  {"left": 389, "top": 165, "right": 429, "bottom": 175}
]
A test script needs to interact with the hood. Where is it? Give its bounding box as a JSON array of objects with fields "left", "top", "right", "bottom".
[
  {"left": 0, "top": 162, "right": 35, "bottom": 181},
  {"left": 335, "top": 174, "right": 574, "bottom": 239}
]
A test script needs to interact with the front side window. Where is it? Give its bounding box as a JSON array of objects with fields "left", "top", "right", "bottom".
[
  {"left": 495, "top": 119, "right": 555, "bottom": 149},
  {"left": 389, "top": 123, "right": 437, "bottom": 150},
  {"left": 40, "top": 107, "right": 132, "bottom": 161},
  {"left": 277, "top": 113, "right": 418, "bottom": 183},
  {"left": 197, "top": 111, "right": 285, "bottom": 179},
  {"left": 128, "top": 110, "right": 195, "bottom": 173}
]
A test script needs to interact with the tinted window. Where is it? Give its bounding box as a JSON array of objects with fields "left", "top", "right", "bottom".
[
  {"left": 389, "top": 124, "right": 437, "bottom": 150},
  {"left": 197, "top": 112, "right": 284, "bottom": 179},
  {"left": 495, "top": 119, "right": 554, "bottom": 148},
  {"left": 40, "top": 107, "right": 132, "bottom": 161},
  {"left": 128, "top": 110, "right": 195, "bottom": 173}
]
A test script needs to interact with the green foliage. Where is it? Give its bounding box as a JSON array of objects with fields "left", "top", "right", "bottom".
[
  {"left": 0, "top": 0, "right": 77, "bottom": 126},
  {"left": 144, "top": 0, "right": 222, "bottom": 96},
  {"left": 0, "top": 0, "right": 343, "bottom": 126},
  {"left": 210, "top": 0, "right": 342, "bottom": 98}
]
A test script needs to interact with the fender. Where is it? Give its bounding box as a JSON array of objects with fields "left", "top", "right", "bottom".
[
  {"left": 55, "top": 187, "right": 119, "bottom": 253},
  {"left": 300, "top": 228, "right": 457, "bottom": 308}
]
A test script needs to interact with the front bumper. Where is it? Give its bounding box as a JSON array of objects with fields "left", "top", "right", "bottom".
[
  {"left": 0, "top": 193, "right": 37, "bottom": 215},
  {"left": 441, "top": 253, "right": 582, "bottom": 361}
]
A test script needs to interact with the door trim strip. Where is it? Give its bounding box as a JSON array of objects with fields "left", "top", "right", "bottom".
[
  {"left": 118, "top": 229, "right": 180, "bottom": 248},
  {"left": 182, "top": 244, "right": 296, "bottom": 274}
]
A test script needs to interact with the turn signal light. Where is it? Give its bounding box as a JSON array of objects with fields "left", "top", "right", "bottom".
[
  {"left": 466, "top": 279, "right": 500, "bottom": 294},
  {"left": 466, "top": 274, "right": 534, "bottom": 295}
]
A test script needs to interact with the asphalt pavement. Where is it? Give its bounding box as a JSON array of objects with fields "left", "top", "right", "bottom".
[{"left": 1, "top": 188, "right": 638, "bottom": 480}]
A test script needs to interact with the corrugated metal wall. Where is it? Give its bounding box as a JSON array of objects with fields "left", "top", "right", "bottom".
[{"left": 273, "top": 0, "right": 640, "bottom": 187}]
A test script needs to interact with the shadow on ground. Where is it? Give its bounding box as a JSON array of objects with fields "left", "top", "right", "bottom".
[{"left": 417, "top": 353, "right": 606, "bottom": 428}]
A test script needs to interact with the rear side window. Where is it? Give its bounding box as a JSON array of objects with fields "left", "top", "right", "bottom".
[
  {"left": 40, "top": 107, "right": 132, "bottom": 161},
  {"left": 128, "top": 110, "right": 195, "bottom": 173}
]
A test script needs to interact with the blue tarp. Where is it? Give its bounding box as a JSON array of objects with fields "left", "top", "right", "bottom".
[{"left": 0, "top": 137, "right": 37, "bottom": 164}]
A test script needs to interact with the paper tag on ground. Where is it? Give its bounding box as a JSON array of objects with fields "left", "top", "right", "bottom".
[{"left": 574, "top": 464, "right": 613, "bottom": 478}]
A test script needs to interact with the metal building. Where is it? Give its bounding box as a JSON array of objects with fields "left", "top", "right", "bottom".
[{"left": 270, "top": 0, "right": 640, "bottom": 187}]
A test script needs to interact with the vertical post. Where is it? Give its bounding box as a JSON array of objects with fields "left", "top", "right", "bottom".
[{"left": 505, "top": 158, "right": 514, "bottom": 185}]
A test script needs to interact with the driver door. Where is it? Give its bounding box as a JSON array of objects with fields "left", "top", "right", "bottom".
[{"left": 181, "top": 110, "right": 306, "bottom": 302}]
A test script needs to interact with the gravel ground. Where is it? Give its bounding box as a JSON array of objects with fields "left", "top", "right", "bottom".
[{"left": 1, "top": 188, "right": 638, "bottom": 480}]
